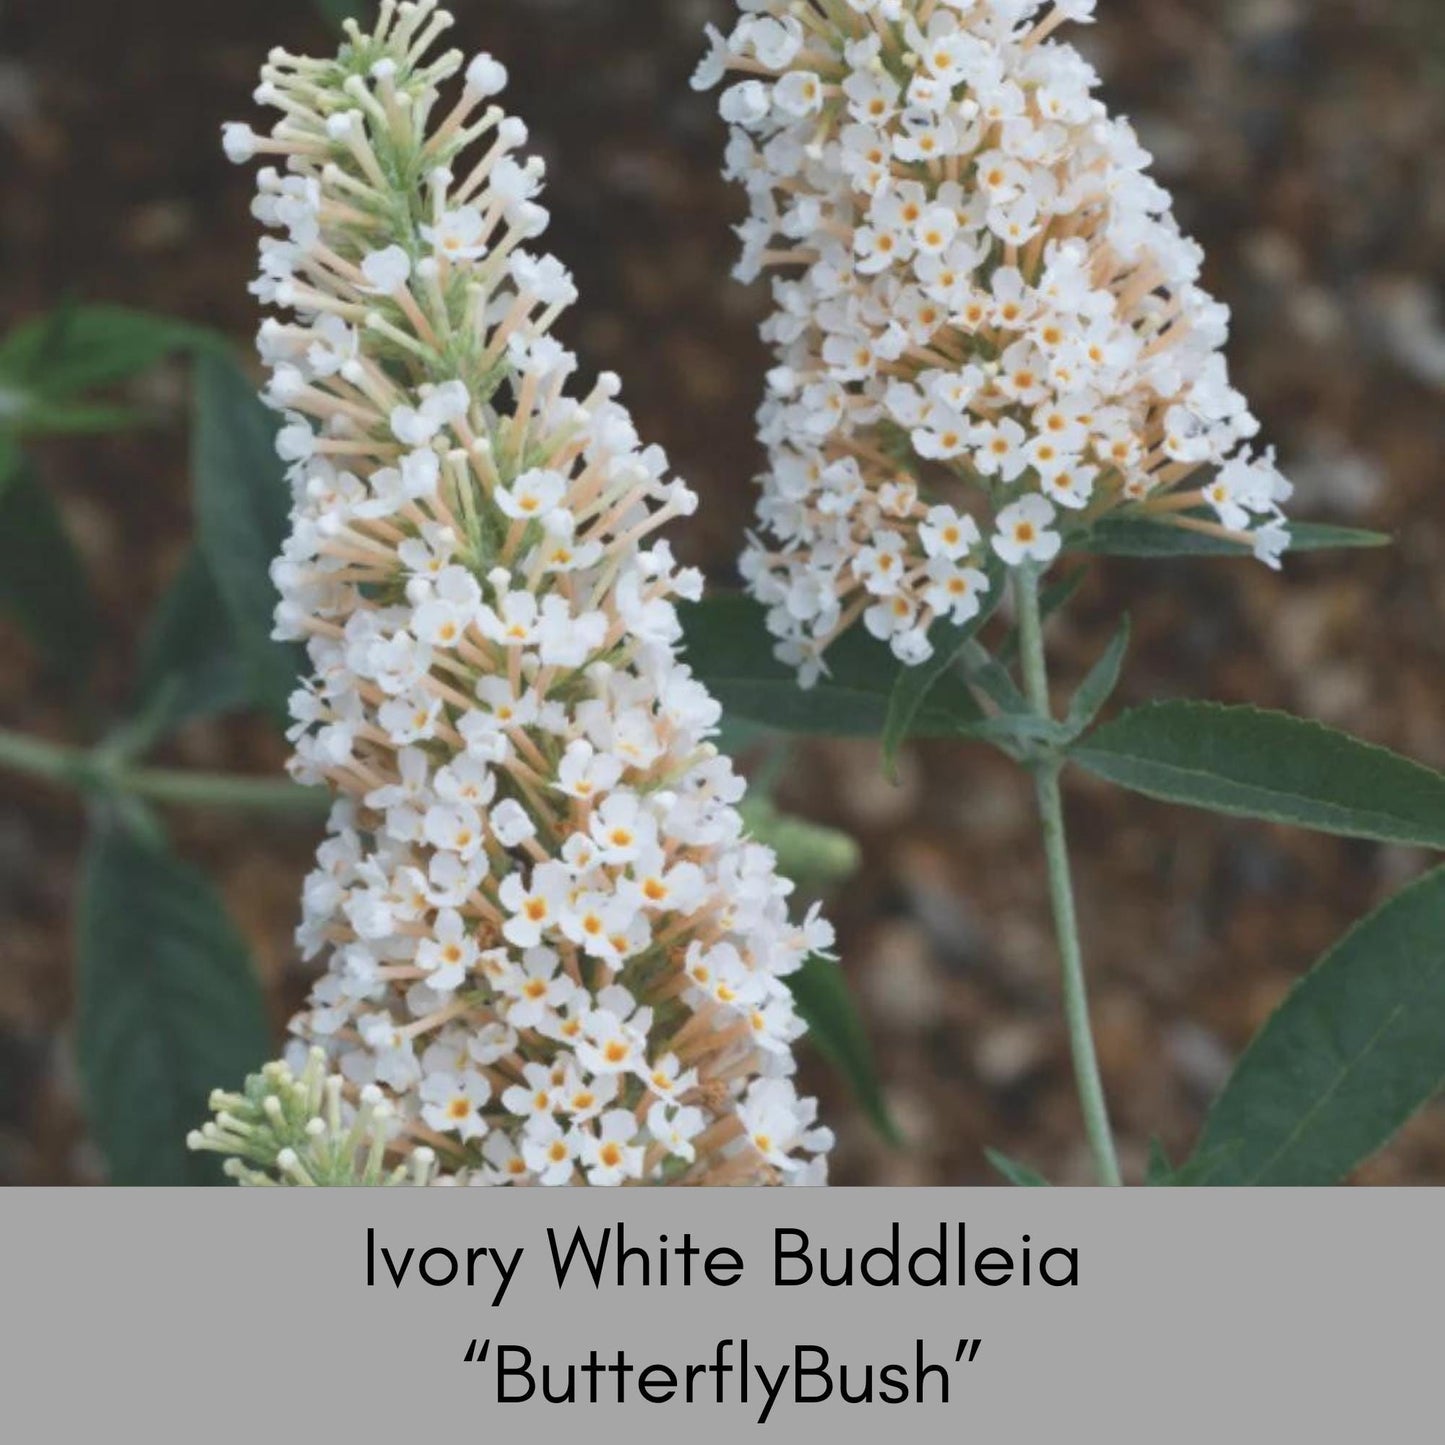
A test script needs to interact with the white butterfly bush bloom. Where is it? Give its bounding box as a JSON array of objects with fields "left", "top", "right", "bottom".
[
  {"left": 191, "top": 0, "right": 836, "bottom": 1187},
  {"left": 700, "top": 0, "right": 1293, "bottom": 684}
]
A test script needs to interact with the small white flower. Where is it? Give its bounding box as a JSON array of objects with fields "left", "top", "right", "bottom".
[
  {"left": 499, "top": 861, "right": 572, "bottom": 948},
  {"left": 421, "top": 206, "right": 488, "bottom": 262},
  {"left": 222, "top": 122, "right": 259, "bottom": 164},
  {"left": 647, "top": 1100, "right": 706, "bottom": 1163},
  {"left": 919, "top": 506, "right": 980, "bottom": 561},
  {"left": 465, "top": 53, "right": 508, "bottom": 99},
  {"left": 415, "top": 910, "right": 478, "bottom": 993},
  {"left": 420, "top": 1069, "right": 491, "bottom": 1142},
  {"left": 992, "top": 495, "right": 1062, "bottom": 567},
  {"left": 361, "top": 245, "right": 412, "bottom": 295},
  {"left": 774, "top": 71, "right": 824, "bottom": 118},
  {"left": 521, "top": 1117, "right": 579, "bottom": 1186},
  {"left": 579, "top": 1110, "right": 645, "bottom": 1186},
  {"left": 496, "top": 468, "right": 567, "bottom": 523}
]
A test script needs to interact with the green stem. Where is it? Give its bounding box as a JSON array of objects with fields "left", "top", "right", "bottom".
[
  {"left": 125, "top": 766, "right": 328, "bottom": 814},
  {"left": 0, "top": 726, "right": 328, "bottom": 816},
  {"left": 1014, "top": 569, "right": 1123, "bottom": 1187}
]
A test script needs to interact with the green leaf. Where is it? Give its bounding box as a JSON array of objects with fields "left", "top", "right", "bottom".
[
  {"left": 0, "top": 464, "right": 96, "bottom": 682},
  {"left": 1065, "top": 616, "right": 1130, "bottom": 733},
  {"left": 881, "top": 559, "right": 1004, "bottom": 780},
  {"left": 957, "top": 637, "right": 1029, "bottom": 717},
  {"left": 76, "top": 820, "right": 273, "bottom": 1185},
  {"left": 1142, "top": 1140, "right": 1234, "bottom": 1186},
  {"left": 1167, "top": 1143, "right": 1242, "bottom": 1186},
  {"left": 787, "top": 956, "right": 902, "bottom": 1146},
  {"left": 945, "top": 639, "right": 1077, "bottom": 759},
  {"left": 682, "top": 595, "right": 984, "bottom": 738},
  {"left": 0, "top": 435, "right": 19, "bottom": 498},
  {"left": 985, "top": 1148, "right": 1050, "bottom": 1186},
  {"left": 131, "top": 549, "right": 253, "bottom": 739},
  {"left": 1145, "top": 1138, "right": 1176, "bottom": 1186},
  {"left": 192, "top": 352, "right": 304, "bottom": 725},
  {"left": 1078, "top": 515, "right": 1390, "bottom": 560},
  {"left": 0, "top": 303, "right": 213, "bottom": 401},
  {"left": 1072, "top": 702, "right": 1445, "bottom": 849},
  {"left": 1190, "top": 867, "right": 1445, "bottom": 1185}
]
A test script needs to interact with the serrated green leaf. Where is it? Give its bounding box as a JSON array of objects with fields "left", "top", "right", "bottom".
[
  {"left": 787, "top": 956, "right": 902, "bottom": 1147},
  {"left": 0, "top": 464, "right": 96, "bottom": 682},
  {"left": 0, "top": 303, "right": 214, "bottom": 401},
  {"left": 681, "top": 594, "right": 984, "bottom": 738},
  {"left": 1072, "top": 702, "right": 1445, "bottom": 849},
  {"left": 131, "top": 549, "right": 253, "bottom": 739},
  {"left": 1065, "top": 616, "right": 1130, "bottom": 733},
  {"left": 1078, "top": 515, "right": 1390, "bottom": 560},
  {"left": 882, "top": 559, "right": 1004, "bottom": 781},
  {"left": 985, "top": 1148, "right": 1050, "bottom": 1186},
  {"left": 76, "top": 820, "right": 273, "bottom": 1185},
  {"left": 1190, "top": 867, "right": 1445, "bottom": 1185},
  {"left": 192, "top": 352, "right": 304, "bottom": 725}
]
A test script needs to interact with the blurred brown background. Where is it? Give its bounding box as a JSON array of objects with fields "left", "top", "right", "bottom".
[{"left": 1, "top": 0, "right": 1441, "bottom": 1185}]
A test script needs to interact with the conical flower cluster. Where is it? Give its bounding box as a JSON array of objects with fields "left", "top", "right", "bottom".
[
  {"left": 195, "top": 0, "right": 835, "bottom": 1186},
  {"left": 698, "top": 0, "right": 1293, "bottom": 683}
]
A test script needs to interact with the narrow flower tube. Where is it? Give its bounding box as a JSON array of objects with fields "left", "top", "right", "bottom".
[
  {"left": 699, "top": 0, "right": 1293, "bottom": 684},
  {"left": 192, "top": 0, "right": 835, "bottom": 1186}
]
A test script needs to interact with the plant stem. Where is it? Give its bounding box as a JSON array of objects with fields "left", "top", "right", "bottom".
[
  {"left": 0, "top": 726, "right": 328, "bottom": 816},
  {"left": 125, "top": 766, "right": 328, "bottom": 814},
  {"left": 1014, "top": 569, "right": 1123, "bottom": 1186}
]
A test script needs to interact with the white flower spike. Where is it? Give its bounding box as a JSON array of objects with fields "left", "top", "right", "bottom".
[
  {"left": 703, "top": 0, "right": 1293, "bottom": 683},
  {"left": 193, "top": 0, "right": 836, "bottom": 1187}
]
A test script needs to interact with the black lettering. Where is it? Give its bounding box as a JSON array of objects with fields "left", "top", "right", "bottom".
[
  {"left": 638, "top": 1365, "right": 677, "bottom": 1404},
  {"left": 879, "top": 1363, "right": 909, "bottom": 1404},
  {"left": 775, "top": 1228, "right": 812, "bottom": 1285},
  {"left": 547, "top": 1226, "right": 609, "bottom": 1288},
  {"left": 491, "top": 1247, "right": 523, "bottom": 1308},
  {"left": 497, "top": 1345, "right": 534, "bottom": 1403},
  {"left": 974, "top": 1247, "right": 1014, "bottom": 1285},
  {"left": 704, "top": 1246, "right": 744, "bottom": 1286},
  {"left": 418, "top": 1247, "right": 457, "bottom": 1287},
  {"left": 1041, "top": 1247, "right": 1078, "bottom": 1286},
  {"left": 915, "top": 1339, "right": 949, "bottom": 1404},
  {"left": 796, "top": 1345, "right": 832, "bottom": 1404},
  {"left": 860, "top": 1223, "right": 899, "bottom": 1286},
  {"left": 381, "top": 1244, "right": 413, "bottom": 1288}
]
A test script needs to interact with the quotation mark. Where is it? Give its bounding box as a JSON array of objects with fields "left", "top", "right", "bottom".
[
  {"left": 463, "top": 1338, "right": 491, "bottom": 1364},
  {"left": 955, "top": 1339, "right": 982, "bottom": 1363}
]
